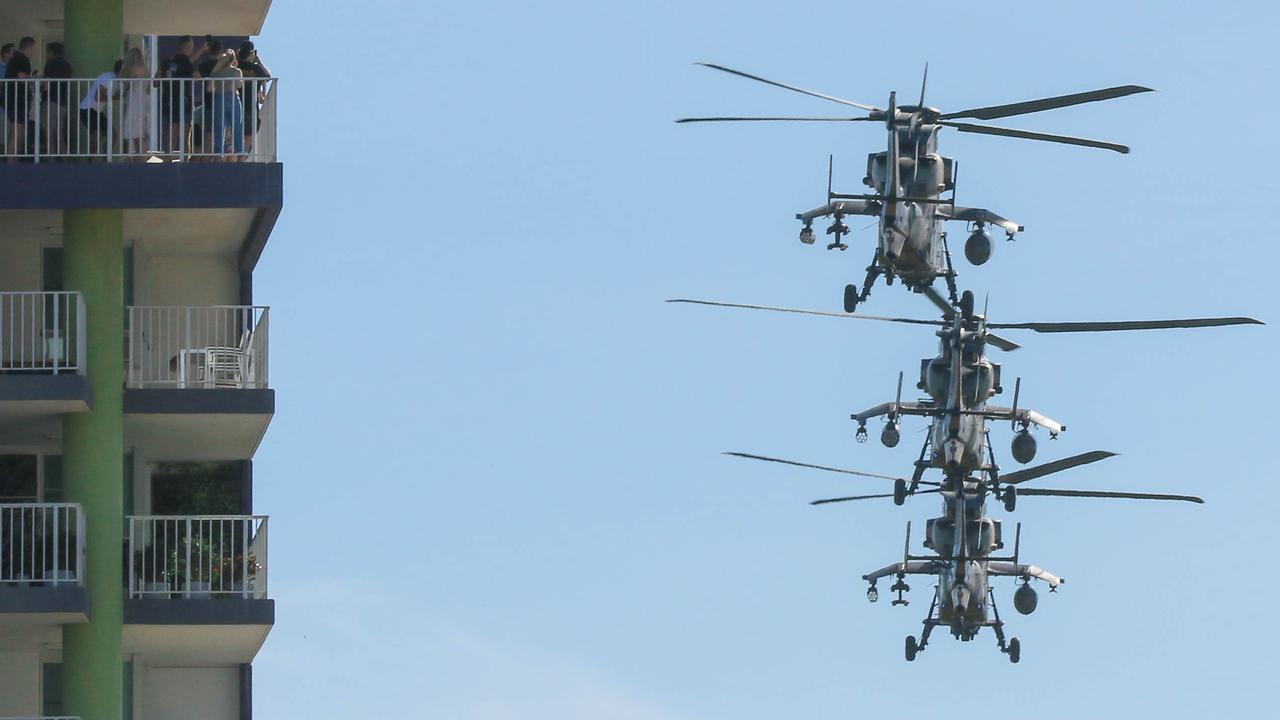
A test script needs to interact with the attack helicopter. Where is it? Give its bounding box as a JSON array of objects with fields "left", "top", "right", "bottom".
[
  {"left": 672, "top": 287, "right": 1260, "bottom": 506},
  {"left": 725, "top": 445, "right": 1202, "bottom": 662},
  {"left": 678, "top": 63, "right": 1153, "bottom": 312},
  {"left": 732, "top": 420, "right": 1198, "bottom": 661}
]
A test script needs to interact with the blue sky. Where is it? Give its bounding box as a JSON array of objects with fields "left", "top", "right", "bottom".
[{"left": 251, "top": 1, "right": 1276, "bottom": 716}]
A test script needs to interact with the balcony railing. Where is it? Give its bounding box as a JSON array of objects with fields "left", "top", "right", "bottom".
[
  {"left": 127, "top": 515, "right": 268, "bottom": 599},
  {"left": 0, "top": 77, "right": 277, "bottom": 162},
  {"left": 0, "top": 292, "right": 86, "bottom": 376},
  {"left": 0, "top": 504, "right": 85, "bottom": 587},
  {"left": 127, "top": 305, "right": 269, "bottom": 389}
]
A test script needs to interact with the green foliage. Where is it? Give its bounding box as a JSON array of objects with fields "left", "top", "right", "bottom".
[{"left": 150, "top": 462, "right": 240, "bottom": 515}]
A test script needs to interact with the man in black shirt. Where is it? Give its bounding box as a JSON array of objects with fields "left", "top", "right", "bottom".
[
  {"left": 4, "top": 37, "right": 35, "bottom": 158},
  {"left": 237, "top": 41, "right": 271, "bottom": 153},
  {"left": 161, "top": 35, "right": 205, "bottom": 155},
  {"left": 42, "top": 42, "right": 74, "bottom": 156}
]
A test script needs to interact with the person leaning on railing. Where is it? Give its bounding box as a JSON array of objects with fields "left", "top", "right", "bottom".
[{"left": 78, "top": 60, "right": 121, "bottom": 157}]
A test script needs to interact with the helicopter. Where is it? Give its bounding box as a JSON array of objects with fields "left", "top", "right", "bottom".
[
  {"left": 671, "top": 288, "right": 1261, "bottom": 506},
  {"left": 678, "top": 63, "right": 1153, "bottom": 312},
  {"left": 723, "top": 451, "right": 1203, "bottom": 662}
]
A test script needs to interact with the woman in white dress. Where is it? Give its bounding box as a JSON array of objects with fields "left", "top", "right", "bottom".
[{"left": 121, "top": 48, "right": 150, "bottom": 158}]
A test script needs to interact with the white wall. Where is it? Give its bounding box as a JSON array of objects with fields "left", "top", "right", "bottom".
[
  {"left": 0, "top": 651, "right": 41, "bottom": 715},
  {"left": 0, "top": 237, "right": 43, "bottom": 291},
  {"left": 141, "top": 666, "right": 239, "bottom": 720},
  {"left": 135, "top": 250, "right": 239, "bottom": 307}
]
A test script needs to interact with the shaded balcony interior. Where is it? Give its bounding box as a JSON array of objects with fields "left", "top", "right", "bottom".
[{"left": 0, "top": 483, "right": 88, "bottom": 625}]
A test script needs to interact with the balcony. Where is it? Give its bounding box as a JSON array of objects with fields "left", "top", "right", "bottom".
[
  {"left": 0, "top": 78, "right": 283, "bottom": 262},
  {"left": 0, "top": 78, "right": 277, "bottom": 164},
  {"left": 0, "top": 292, "right": 90, "bottom": 428},
  {"left": 128, "top": 306, "right": 268, "bottom": 390},
  {"left": 126, "top": 514, "right": 268, "bottom": 600},
  {"left": 0, "top": 503, "right": 89, "bottom": 624},
  {"left": 125, "top": 306, "right": 273, "bottom": 460},
  {"left": 124, "top": 514, "right": 273, "bottom": 664}
]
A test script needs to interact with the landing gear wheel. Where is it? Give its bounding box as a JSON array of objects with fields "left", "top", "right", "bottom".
[
  {"left": 1007, "top": 637, "right": 1021, "bottom": 664},
  {"left": 1003, "top": 486, "right": 1017, "bottom": 513},
  {"left": 959, "top": 290, "right": 975, "bottom": 321},
  {"left": 843, "top": 284, "right": 859, "bottom": 314},
  {"left": 905, "top": 635, "right": 918, "bottom": 662},
  {"left": 893, "top": 478, "right": 907, "bottom": 506}
]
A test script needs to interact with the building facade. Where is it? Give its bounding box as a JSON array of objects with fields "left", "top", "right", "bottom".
[{"left": 0, "top": 1, "right": 280, "bottom": 718}]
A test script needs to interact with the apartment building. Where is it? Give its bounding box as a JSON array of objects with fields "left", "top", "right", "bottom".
[{"left": 0, "top": 1, "right": 280, "bottom": 718}]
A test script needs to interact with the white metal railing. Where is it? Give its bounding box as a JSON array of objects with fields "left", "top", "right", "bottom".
[
  {"left": 0, "top": 292, "right": 86, "bottom": 375},
  {"left": 127, "top": 305, "right": 269, "bottom": 389},
  {"left": 0, "top": 504, "right": 85, "bottom": 586},
  {"left": 0, "top": 77, "right": 277, "bottom": 162},
  {"left": 127, "top": 515, "right": 268, "bottom": 599}
]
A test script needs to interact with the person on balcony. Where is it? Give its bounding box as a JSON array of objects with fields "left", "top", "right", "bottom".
[
  {"left": 196, "top": 38, "right": 225, "bottom": 159},
  {"left": 237, "top": 41, "right": 270, "bottom": 157},
  {"left": 209, "top": 50, "right": 244, "bottom": 161},
  {"left": 159, "top": 35, "right": 202, "bottom": 157},
  {"left": 78, "top": 60, "right": 121, "bottom": 157},
  {"left": 0, "top": 44, "right": 13, "bottom": 78},
  {"left": 121, "top": 48, "right": 151, "bottom": 159},
  {"left": 3, "top": 37, "right": 34, "bottom": 160},
  {"left": 41, "top": 43, "right": 73, "bottom": 158}
]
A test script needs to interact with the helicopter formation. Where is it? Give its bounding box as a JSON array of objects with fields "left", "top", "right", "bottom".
[{"left": 674, "top": 64, "right": 1263, "bottom": 662}]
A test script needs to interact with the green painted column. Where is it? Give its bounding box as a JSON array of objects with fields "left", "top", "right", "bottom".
[
  {"left": 63, "top": 3, "right": 127, "bottom": 718},
  {"left": 62, "top": 209, "right": 125, "bottom": 720},
  {"left": 65, "top": 0, "right": 125, "bottom": 75}
]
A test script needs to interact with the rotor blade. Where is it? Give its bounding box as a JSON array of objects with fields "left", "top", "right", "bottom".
[
  {"left": 811, "top": 488, "right": 942, "bottom": 506},
  {"left": 984, "top": 332, "right": 1022, "bottom": 352},
  {"left": 1016, "top": 488, "right": 1203, "bottom": 504},
  {"left": 939, "top": 85, "right": 1154, "bottom": 121},
  {"left": 988, "top": 317, "right": 1264, "bottom": 333},
  {"left": 940, "top": 121, "right": 1131, "bottom": 154},
  {"left": 676, "top": 116, "right": 877, "bottom": 124},
  {"left": 723, "top": 452, "right": 906, "bottom": 482},
  {"left": 922, "top": 286, "right": 953, "bottom": 316},
  {"left": 1000, "top": 450, "right": 1118, "bottom": 487},
  {"left": 667, "top": 299, "right": 944, "bottom": 327},
  {"left": 695, "top": 62, "right": 880, "bottom": 112}
]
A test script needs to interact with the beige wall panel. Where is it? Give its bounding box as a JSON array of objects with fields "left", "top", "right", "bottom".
[
  {"left": 0, "top": 651, "right": 41, "bottom": 715},
  {"left": 141, "top": 666, "right": 239, "bottom": 720}
]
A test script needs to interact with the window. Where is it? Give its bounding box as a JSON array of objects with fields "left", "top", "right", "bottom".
[
  {"left": 0, "top": 455, "right": 37, "bottom": 502},
  {"left": 150, "top": 462, "right": 241, "bottom": 515}
]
